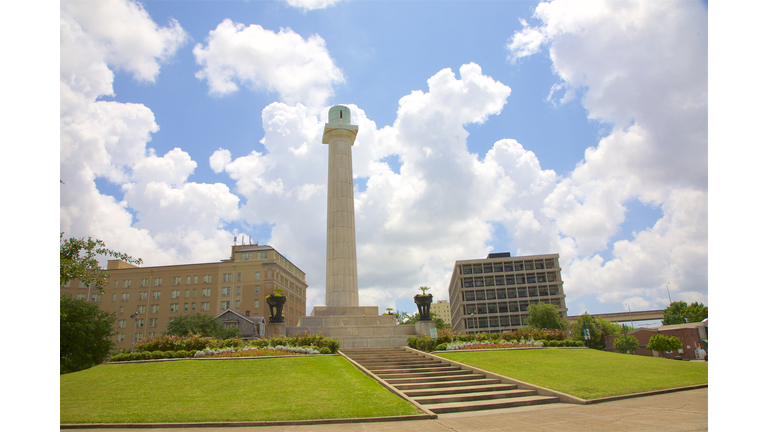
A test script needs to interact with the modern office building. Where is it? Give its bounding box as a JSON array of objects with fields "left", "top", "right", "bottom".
[
  {"left": 432, "top": 300, "right": 452, "bottom": 326},
  {"left": 60, "top": 243, "right": 308, "bottom": 351},
  {"left": 448, "top": 253, "right": 567, "bottom": 334}
]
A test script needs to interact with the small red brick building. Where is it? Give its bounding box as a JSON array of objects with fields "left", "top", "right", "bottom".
[{"left": 606, "top": 322, "right": 707, "bottom": 360}]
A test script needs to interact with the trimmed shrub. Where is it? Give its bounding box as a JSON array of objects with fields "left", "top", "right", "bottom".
[
  {"left": 110, "top": 353, "right": 131, "bottom": 362},
  {"left": 150, "top": 350, "right": 166, "bottom": 360},
  {"left": 319, "top": 347, "right": 332, "bottom": 354},
  {"left": 436, "top": 343, "right": 448, "bottom": 351}
]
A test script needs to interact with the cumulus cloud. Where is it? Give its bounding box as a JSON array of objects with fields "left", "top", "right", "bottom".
[
  {"left": 60, "top": 1, "right": 240, "bottom": 265},
  {"left": 282, "top": 0, "right": 347, "bottom": 12},
  {"left": 507, "top": 0, "right": 708, "bottom": 308},
  {"left": 193, "top": 19, "right": 344, "bottom": 109}
]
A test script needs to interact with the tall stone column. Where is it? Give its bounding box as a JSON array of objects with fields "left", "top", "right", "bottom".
[{"left": 323, "top": 105, "right": 359, "bottom": 308}]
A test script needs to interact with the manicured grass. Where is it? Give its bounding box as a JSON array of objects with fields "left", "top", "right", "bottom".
[
  {"left": 436, "top": 348, "right": 707, "bottom": 400},
  {"left": 60, "top": 356, "right": 421, "bottom": 424}
]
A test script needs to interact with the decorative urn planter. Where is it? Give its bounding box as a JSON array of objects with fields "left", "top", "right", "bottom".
[
  {"left": 413, "top": 294, "right": 433, "bottom": 321},
  {"left": 266, "top": 294, "right": 287, "bottom": 323}
]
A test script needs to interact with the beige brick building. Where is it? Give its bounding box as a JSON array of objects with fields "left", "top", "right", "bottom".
[
  {"left": 60, "top": 244, "right": 308, "bottom": 351},
  {"left": 431, "top": 300, "right": 452, "bottom": 326},
  {"left": 448, "top": 253, "right": 567, "bottom": 334}
]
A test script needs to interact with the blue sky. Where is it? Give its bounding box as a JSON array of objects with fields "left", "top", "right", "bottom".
[{"left": 59, "top": 0, "right": 708, "bottom": 320}]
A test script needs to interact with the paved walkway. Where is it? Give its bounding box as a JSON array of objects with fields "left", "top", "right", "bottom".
[{"left": 62, "top": 388, "right": 707, "bottom": 432}]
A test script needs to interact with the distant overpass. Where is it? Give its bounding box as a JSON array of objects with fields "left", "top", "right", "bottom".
[{"left": 566, "top": 309, "right": 665, "bottom": 324}]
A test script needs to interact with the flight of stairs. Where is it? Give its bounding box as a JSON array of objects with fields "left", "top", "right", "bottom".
[{"left": 341, "top": 347, "right": 559, "bottom": 414}]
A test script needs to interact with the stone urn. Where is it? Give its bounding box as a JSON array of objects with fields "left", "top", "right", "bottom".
[
  {"left": 266, "top": 294, "right": 287, "bottom": 323},
  {"left": 413, "top": 294, "right": 433, "bottom": 321}
]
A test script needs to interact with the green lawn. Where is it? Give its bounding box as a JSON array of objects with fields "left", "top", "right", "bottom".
[
  {"left": 436, "top": 348, "right": 707, "bottom": 400},
  {"left": 60, "top": 356, "right": 421, "bottom": 424}
]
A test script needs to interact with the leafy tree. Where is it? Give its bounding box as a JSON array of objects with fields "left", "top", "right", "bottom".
[
  {"left": 613, "top": 334, "right": 639, "bottom": 354},
  {"left": 646, "top": 334, "right": 683, "bottom": 352},
  {"left": 60, "top": 233, "right": 142, "bottom": 294},
  {"left": 60, "top": 295, "right": 116, "bottom": 374},
  {"left": 569, "top": 313, "right": 624, "bottom": 350},
  {"left": 525, "top": 303, "right": 567, "bottom": 331},
  {"left": 394, "top": 311, "right": 448, "bottom": 329},
  {"left": 662, "top": 301, "right": 708, "bottom": 325},
  {"left": 165, "top": 313, "right": 241, "bottom": 339}
]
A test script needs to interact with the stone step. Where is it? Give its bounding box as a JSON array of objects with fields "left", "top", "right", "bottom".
[
  {"left": 385, "top": 373, "right": 487, "bottom": 385},
  {"left": 393, "top": 378, "right": 501, "bottom": 391},
  {"left": 403, "top": 383, "right": 519, "bottom": 398},
  {"left": 413, "top": 388, "right": 538, "bottom": 405},
  {"left": 364, "top": 362, "right": 444, "bottom": 370},
  {"left": 426, "top": 395, "right": 560, "bottom": 414},
  {"left": 355, "top": 360, "right": 440, "bottom": 367},
  {"left": 375, "top": 369, "right": 468, "bottom": 379},
  {"left": 368, "top": 366, "right": 459, "bottom": 375}
]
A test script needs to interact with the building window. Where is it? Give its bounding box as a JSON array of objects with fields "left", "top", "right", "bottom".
[
  {"left": 236, "top": 300, "right": 241, "bottom": 309},
  {"left": 256, "top": 252, "right": 268, "bottom": 260},
  {"left": 186, "top": 276, "right": 191, "bottom": 284},
  {"left": 151, "top": 304, "right": 159, "bottom": 313},
  {"left": 117, "top": 320, "right": 126, "bottom": 328},
  {"left": 201, "top": 302, "right": 210, "bottom": 311},
  {"left": 171, "top": 290, "right": 180, "bottom": 299},
  {"left": 236, "top": 286, "right": 241, "bottom": 295},
  {"left": 241, "top": 252, "right": 252, "bottom": 260},
  {"left": 254, "top": 300, "right": 259, "bottom": 308},
  {"left": 123, "top": 280, "right": 131, "bottom": 288},
  {"left": 194, "top": 275, "right": 198, "bottom": 284},
  {"left": 112, "top": 294, "right": 117, "bottom": 302},
  {"left": 114, "top": 281, "right": 118, "bottom": 289},
  {"left": 78, "top": 281, "right": 86, "bottom": 288},
  {"left": 121, "top": 293, "right": 130, "bottom": 301},
  {"left": 172, "top": 277, "right": 181, "bottom": 285},
  {"left": 221, "top": 301, "right": 230, "bottom": 310},
  {"left": 63, "top": 281, "right": 71, "bottom": 287},
  {"left": 202, "top": 288, "right": 211, "bottom": 297},
  {"left": 193, "top": 289, "right": 197, "bottom": 297},
  {"left": 116, "top": 333, "right": 124, "bottom": 342},
  {"left": 170, "top": 304, "right": 179, "bottom": 312},
  {"left": 134, "top": 334, "right": 143, "bottom": 342},
  {"left": 237, "top": 273, "right": 241, "bottom": 281},
  {"left": 255, "top": 272, "right": 261, "bottom": 280},
  {"left": 203, "top": 275, "right": 212, "bottom": 283},
  {"left": 137, "top": 319, "right": 144, "bottom": 328},
  {"left": 222, "top": 287, "right": 231, "bottom": 296},
  {"left": 185, "top": 289, "right": 190, "bottom": 298},
  {"left": 149, "top": 318, "right": 157, "bottom": 327},
  {"left": 154, "top": 277, "right": 162, "bottom": 286},
  {"left": 140, "top": 278, "right": 148, "bottom": 287},
  {"left": 223, "top": 273, "right": 232, "bottom": 282},
  {"left": 254, "top": 286, "right": 260, "bottom": 294},
  {"left": 152, "top": 291, "right": 161, "bottom": 300},
  {"left": 138, "top": 291, "right": 147, "bottom": 300},
  {"left": 191, "top": 303, "right": 196, "bottom": 311},
  {"left": 91, "top": 294, "right": 101, "bottom": 302},
  {"left": 184, "top": 303, "right": 189, "bottom": 312},
  {"left": 137, "top": 305, "right": 146, "bottom": 313},
  {"left": 119, "top": 306, "right": 124, "bottom": 315}
]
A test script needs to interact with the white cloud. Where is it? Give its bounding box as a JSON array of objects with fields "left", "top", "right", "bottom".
[
  {"left": 282, "top": 0, "right": 347, "bottom": 12},
  {"left": 508, "top": 0, "right": 708, "bottom": 308},
  {"left": 60, "top": 1, "right": 240, "bottom": 266},
  {"left": 193, "top": 19, "right": 344, "bottom": 109}
]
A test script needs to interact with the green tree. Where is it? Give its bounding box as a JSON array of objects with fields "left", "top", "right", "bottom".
[
  {"left": 60, "top": 295, "right": 116, "bottom": 374},
  {"left": 525, "top": 303, "right": 567, "bottom": 330},
  {"left": 165, "top": 313, "right": 241, "bottom": 339},
  {"left": 662, "top": 301, "right": 708, "bottom": 325},
  {"left": 394, "top": 311, "right": 448, "bottom": 329},
  {"left": 646, "top": 334, "right": 683, "bottom": 352},
  {"left": 60, "top": 233, "right": 142, "bottom": 294},
  {"left": 569, "top": 313, "right": 624, "bottom": 350},
  {"left": 613, "top": 334, "right": 639, "bottom": 354}
]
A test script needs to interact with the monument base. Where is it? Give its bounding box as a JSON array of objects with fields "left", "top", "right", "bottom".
[
  {"left": 287, "top": 306, "right": 419, "bottom": 349},
  {"left": 265, "top": 322, "right": 286, "bottom": 338},
  {"left": 414, "top": 320, "right": 437, "bottom": 337}
]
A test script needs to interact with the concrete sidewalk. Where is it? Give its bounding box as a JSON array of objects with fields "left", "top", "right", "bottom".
[{"left": 62, "top": 388, "right": 707, "bottom": 432}]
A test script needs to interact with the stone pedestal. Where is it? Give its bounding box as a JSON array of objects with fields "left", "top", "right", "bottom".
[
  {"left": 415, "top": 320, "right": 437, "bottom": 337},
  {"left": 265, "top": 322, "right": 286, "bottom": 338},
  {"left": 288, "top": 306, "right": 419, "bottom": 348}
]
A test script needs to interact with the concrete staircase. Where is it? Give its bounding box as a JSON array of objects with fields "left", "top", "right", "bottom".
[{"left": 342, "top": 348, "right": 559, "bottom": 414}]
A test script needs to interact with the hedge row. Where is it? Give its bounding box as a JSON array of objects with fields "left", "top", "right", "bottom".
[{"left": 408, "top": 328, "right": 580, "bottom": 352}]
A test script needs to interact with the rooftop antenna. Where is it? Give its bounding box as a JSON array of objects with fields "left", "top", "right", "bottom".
[
  {"left": 233, "top": 236, "right": 237, "bottom": 245},
  {"left": 249, "top": 235, "right": 252, "bottom": 245},
  {"left": 241, "top": 236, "right": 245, "bottom": 245}
]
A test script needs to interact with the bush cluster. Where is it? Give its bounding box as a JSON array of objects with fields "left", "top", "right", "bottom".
[
  {"left": 408, "top": 328, "right": 578, "bottom": 352},
  {"left": 111, "top": 331, "right": 341, "bottom": 362}
]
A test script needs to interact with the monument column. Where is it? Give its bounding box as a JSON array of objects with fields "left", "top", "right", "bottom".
[{"left": 323, "top": 105, "right": 359, "bottom": 308}]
